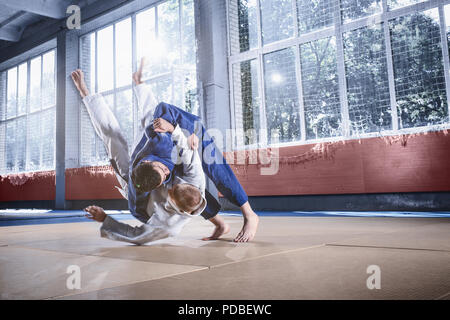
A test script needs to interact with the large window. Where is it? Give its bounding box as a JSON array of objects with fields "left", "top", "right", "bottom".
[
  {"left": 229, "top": 0, "right": 450, "bottom": 148},
  {"left": 0, "top": 50, "right": 56, "bottom": 174},
  {"left": 79, "top": 0, "right": 197, "bottom": 166}
]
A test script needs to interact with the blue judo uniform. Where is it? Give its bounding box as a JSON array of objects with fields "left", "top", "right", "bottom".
[{"left": 126, "top": 102, "right": 248, "bottom": 223}]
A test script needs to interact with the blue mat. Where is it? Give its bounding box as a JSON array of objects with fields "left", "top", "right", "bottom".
[{"left": 0, "top": 210, "right": 448, "bottom": 227}]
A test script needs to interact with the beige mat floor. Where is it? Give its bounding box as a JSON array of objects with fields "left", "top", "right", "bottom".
[{"left": 0, "top": 215, "right": 449, "bottom": 300}]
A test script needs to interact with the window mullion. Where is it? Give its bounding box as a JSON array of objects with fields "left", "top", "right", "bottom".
[
  {"left": 94, "top": 31, "right": 99, "bottom": 160},
  {"left": 292, "top": 0, "right": 299, "bottom": 38},
  {"left": 438, "top": 5, "right": 450, "bottom": 121},
  {"left": 39, "top": 55, "right": 44, "bottom": 168},
  {"left": 335, "top": 0, "right": 350, "bottom": 137},
  {"left": 179, "top": 0, "right": 183, "bottom": 64},
  {"left": 294, "top": 45, "right": 306, "bottom": 142},
  {"left": 256, "top": 0, "right": 267, "bottom": 147},
  {"left": 229, "top": 62, "right": 240, "bottom": 149},
  {"left": 179, "top": 0, "right": 185, "bottom": 109},
  {"left": 113, "top": 23, "right": 117, "bottom": 113},
  {"left": 382, "top": 0, "right": 399, "bottom": 131},
  {"left": 14, "top": 66, "right": 19, "bottom": 171},
  {"left": 95, "top": 32, "right": 99, "bottom": 94},
  {"left": 132, "top": 13, "right": 137, "bottom": 141},
  {"left": 155, "top": 5, "right": 159, "bottom": 39},
  {"left": 292, "top": 0, "right": 306, "bottom": 141},
  {"left": 25, "top": 60, "right": 30, "bottom": 170}
]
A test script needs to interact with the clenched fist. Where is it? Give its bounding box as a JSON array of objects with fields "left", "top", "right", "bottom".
[{"left": 84, "top": 205, "right": 107, "bottom": 222}]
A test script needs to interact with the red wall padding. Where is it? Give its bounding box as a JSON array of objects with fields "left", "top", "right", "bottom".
[
  {"left": 0, "top": 131, "right": 449, "bottom": 202},
  {"left": 65, "top": 166, "right": 123, "bottom": 200},
  {"left": 0, "top": 170, "right": 55, "bottom": 201},
  {"left": 225, "top": 131, "right": 450, "bottom": 196}
]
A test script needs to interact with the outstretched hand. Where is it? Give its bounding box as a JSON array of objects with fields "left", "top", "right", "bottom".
[
  {"left": 133, "top": 57, "right": 146, "bottom": 85},
  {"left": 84, "top": 205, "right": 107, "bottom": 222}
]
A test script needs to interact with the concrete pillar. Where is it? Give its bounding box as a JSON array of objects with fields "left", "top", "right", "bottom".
[
  {"left": 55, "top": 31, "right": 66, "bottom": 209},
  {"left": 196, "top": 0, "right": 231, "bottom": 197}
]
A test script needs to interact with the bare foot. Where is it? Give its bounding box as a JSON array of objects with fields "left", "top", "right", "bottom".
[
  {"left": 202, "top": 223, "right": 230, "bottom": 241},
  {"left": 71, "top": 69, "right": 89, "bottom": 98},
  {"left": 234, "top": 209, "right": 259, "bottom": 243}
]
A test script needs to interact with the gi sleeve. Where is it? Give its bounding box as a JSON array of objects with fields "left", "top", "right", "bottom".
[
  {"left": 171, "top": 125, "right": 206, "bottom": 193},
  {"left": 100, "top": 215, "right": 172, "bottom": 245},
  {"left": 134, "top": 83, "right": 159, "bottom": 131},
  {"left": 82, "top": 94, "right": 130, "bottom": 189}
]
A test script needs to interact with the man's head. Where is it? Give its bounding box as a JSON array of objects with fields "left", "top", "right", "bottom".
[
  {"left": 132, "top": 161, "right": 170, "bottom": 193},
  {"left": 168, "top": 183, "right": 203, "bottom": 214}
]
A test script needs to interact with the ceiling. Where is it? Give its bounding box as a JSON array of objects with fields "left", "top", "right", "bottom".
[{"left": 0, "top": 0, "right": 96, "bottom": 44}]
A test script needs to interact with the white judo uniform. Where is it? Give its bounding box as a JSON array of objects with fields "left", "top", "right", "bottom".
[{"left": 81, "top": 83, "right": 206, "bottom": 245}]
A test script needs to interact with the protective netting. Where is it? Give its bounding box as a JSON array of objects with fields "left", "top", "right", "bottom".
[{"left": 229, "top": 0, "right": 450, "bottom": 149}]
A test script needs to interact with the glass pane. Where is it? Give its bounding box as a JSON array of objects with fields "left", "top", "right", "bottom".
[
  {"left": 115, "top": 90, "right": 133, "bottom": 147},
  {"left": 150, "top": 78, "right": 172, "bottom": 105},
  {"left": 30, "top": 56, "right": 41, "bottom": 113},
  {"left": 0, "top": 71, "right": 5, "bottom": 121},
  {"left": 79, "top": 106, "right": 97, "bottom": 165},
  {"left": 263, "top": 48, "right": 300, "bottom": 143},
  {"left": 388, "top": 0, "right": 426, "bottom": 11},
  {"left": 97, "top": 26, "right": 114, "bottom": 93},
  {"left": 158, "top": 0, "right": 181, "bottom": 73},
  {"left": 183, "top": 70, "right": 199, "bottom": 115},
  {"left": 445, "top": 4, "right": 450, "bottom": 66},
  {"left": 343, "top": 24, "right": 391, "bottom": 135},
  {"left": 115, "top": 18, "right": 132, "bottom": 88},
  {"left": 182, "top": 0, "right": 197, "bottom": 66},
  {"left": 41, "top": 108, "right": 55, "bottom": 169},
  {"left": 171, "top": 71, "right": 185, "bottom": 109},
  {"left": 27, "top": 112, "right": 41, "bottom": 170},
  {"left": 229, "top": 0, "right": 259, "bottom": 54},
  {"left": 233, "top": 60, "right": 260, "bottom": 145},
  {"left": 17, "top": 62, "right": 27, "bottom": 115},
  {"left": 390, "top": 9, "right": 448, "bottom": 128},
  {"left": 260, "top": 0, "right": 294, "bottom": 45},
  {"left": 80, "top": 33, "right": 96, "bottom": 93},
  {"left": 97, "top": 94, "right": 113, "bottom": 162},
  {"left": 181, "top": 0, "right": 198, "bottom": 115},
  {"left": 7, "top": 67, "right": 17, "bottom": 118},
  {"left": 42, "top": 51, "right": 56, "bottom": 108},
  {"left": 6, "top": 121, "right": 16, "bottom": 171},
  {"left": 16, "top": 117, "right": 26, "bottom": 171},
  {"left": 0, "top": 122, "right": 5, "bottom": 173},
  {"left": 136, "top": 7, "right": 157, "bottom": 79},
  {"left": 297, "top": 0, "right": 335, "bottom": 35},
  {"left": 301, "top": 37, "right": 342, "bottom": 139},
  {"left": 341, "top": 0, "right": 382, "bottom": 23}
]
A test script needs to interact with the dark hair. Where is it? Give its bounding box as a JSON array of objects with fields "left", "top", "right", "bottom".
[{"left": 131, "top": 162, "right": 163, "bottom": 193}]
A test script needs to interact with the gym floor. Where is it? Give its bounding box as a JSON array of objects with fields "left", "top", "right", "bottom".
[{"left": 0, "top": 211, "right": 449, "bottom": 300}]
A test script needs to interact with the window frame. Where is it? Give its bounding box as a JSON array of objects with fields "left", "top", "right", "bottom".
[
  {"left": 77, "top": 0, "right": 198, "bottom": 166},
  {"left": 0, "top": 48, "right": 57, "bottom": 174},
  {"left": 227, "top": 0, "right": 450, "bottom": 150}
]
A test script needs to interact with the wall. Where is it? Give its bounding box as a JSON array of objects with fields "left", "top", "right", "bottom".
[
  {"left": 226, "top": 131, "right": 450, "bottom": 196},
  {"left": 1, "top": 130, "right": 449, "bottom": 208}
]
